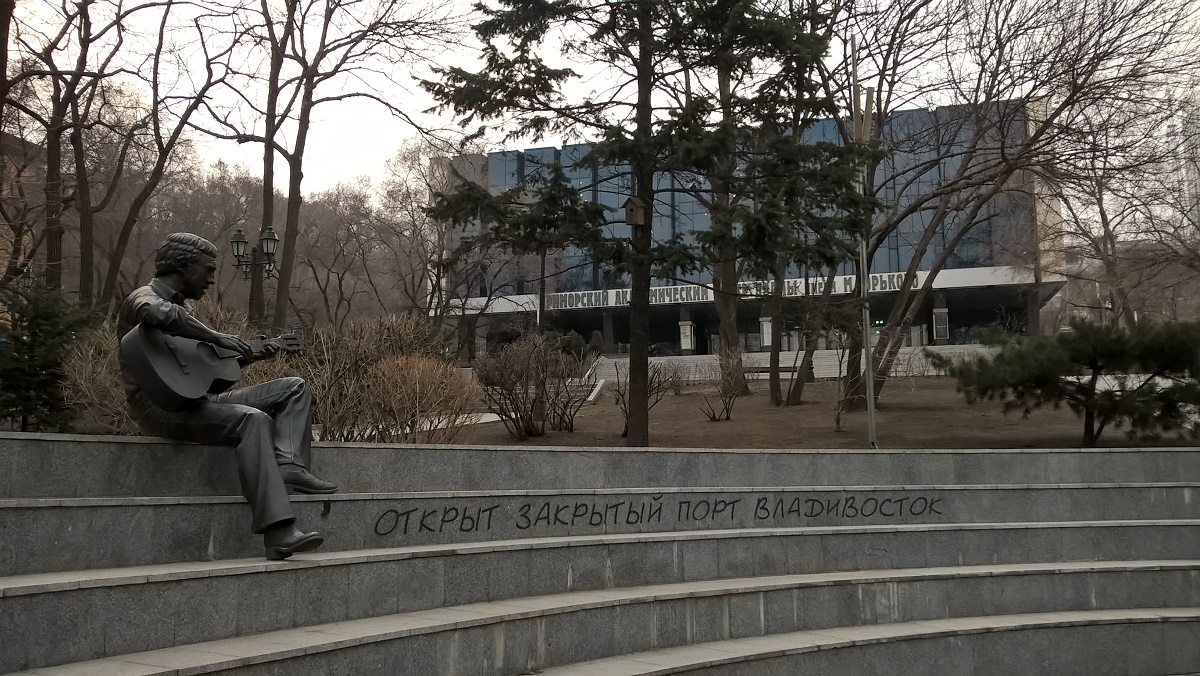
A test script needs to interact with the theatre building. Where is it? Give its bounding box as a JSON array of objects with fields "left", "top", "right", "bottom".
[{"left": 441, "top": 105, "right": 1065, "bottom": 360}]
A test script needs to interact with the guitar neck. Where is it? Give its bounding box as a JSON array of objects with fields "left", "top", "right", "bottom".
[{"left": 210, "top": 337, "right": 276, "bottom": 360}]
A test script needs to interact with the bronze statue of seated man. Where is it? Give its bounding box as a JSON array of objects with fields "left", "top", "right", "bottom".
[{"left": 117, "top": 232, "right": 338, "bottom": 560}]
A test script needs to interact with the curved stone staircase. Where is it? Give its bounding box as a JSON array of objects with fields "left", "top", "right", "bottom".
[{"left": 2, "top": 432, "right": 1198, "bottom": 674}]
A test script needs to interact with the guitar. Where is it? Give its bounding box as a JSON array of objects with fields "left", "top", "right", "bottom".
[{"left": 120, "top": 324, "right": 302, "bottom": 411}]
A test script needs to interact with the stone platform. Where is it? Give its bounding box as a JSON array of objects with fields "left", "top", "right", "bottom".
[{"left": 1, "top": 431, "right": 1197, "bottom": 674}]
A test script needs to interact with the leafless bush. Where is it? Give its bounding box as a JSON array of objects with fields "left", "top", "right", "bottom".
[
  {"left": 298, "top": 316, "right": 450, "bottom": 441},
  {"left": 888, "top": 349, "right": 923, "bottom": 393},
  {"left": 475, "top": 334, "right": 554, "bottom": 440},
  {"left": 659, "top": 360, "right": 684, "bottom": 395},
  {"left": 697, "top": 359, "right": 723, "bottom": 385},
  {"left": 545, "top": 352, "right": 598, "bottom": 432},
  {"left": 364, "top": 355, "right": 482, "bottom": 443},
  {"left": 700, "top": 347, "right": 744, "bottom": 421},
  {"left": 63, "top": 329, "right": 138, "bottom": 435},
  {"left": 613, "top": 360, "right": 673, "bottom": 437},
  {"left": 475, "top": 334, "right": 600, "bottom": 439}
]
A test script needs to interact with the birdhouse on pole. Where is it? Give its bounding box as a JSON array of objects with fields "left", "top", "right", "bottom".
[{"left": 622, "top": 197, "right": 648, "bottom": 226}]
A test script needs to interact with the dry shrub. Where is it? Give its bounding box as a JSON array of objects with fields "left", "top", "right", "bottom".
[
  {"left": 613, "top": 360, "right": 673, "bottom": 437},
  {"left": 700, "top": 347, "right": 744, "bottom": 421},
  {"left": 475, "top": 334, "right": 597, "bottom": 440},
  {"left": 364, "top": 354, "right": 482, "bottom": 443},
  {"left": 63, "top": 328, "right": 138, "bottom": 435},
  {"left": 658, "top": 360, "right": 684, "bottom": 395},
  {"left": 297, "top": 315, "right": 456, "bottom": 441},
  {"left": 475, "top": 335, "right": 554, "bottom": 440},
  {"left": 545, "top": 351, "right": 598, "bottom": 432}
]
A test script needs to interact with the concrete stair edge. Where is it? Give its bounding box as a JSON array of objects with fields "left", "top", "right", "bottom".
[
  {"left": 6, "top": 519, "right": 1200, "bottom": 596},
  {"left": 11, "top": 567, "right": 1200, "bottom": 676},
  {"left": 536, "top": 609, "right": 1200, "bottom": 675},
  {"left": 6, "top": 480, "right": 1200, "bottom": 505},
  {"left": 7, "top": 486, "right": 1200, "bottom": 576}
]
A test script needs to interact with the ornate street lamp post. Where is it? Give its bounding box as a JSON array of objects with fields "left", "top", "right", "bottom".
[{"left": 229, "top": 227, "right": 279, "bottom": 323}]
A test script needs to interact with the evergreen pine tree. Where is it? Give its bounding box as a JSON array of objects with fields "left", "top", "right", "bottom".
[
  {"left": 0, "top": 284, "right": 90, "bottom": 432},
  {"left": 933, "top": 319, "right": 1200, "bottom": 447}
]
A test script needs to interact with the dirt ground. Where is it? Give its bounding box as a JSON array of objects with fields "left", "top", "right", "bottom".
[{"left": 460, "top": 376, "right": 1200, "bottom": 449}]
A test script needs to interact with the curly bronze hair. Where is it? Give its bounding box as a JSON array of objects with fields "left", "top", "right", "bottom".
[{"left": 154, "top": 233, "right": 218, "bottom": 277}]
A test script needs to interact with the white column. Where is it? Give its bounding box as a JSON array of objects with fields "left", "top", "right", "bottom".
[
  {"left": 759, "top": 317, "right": 772, "bottom": 348},
  {"left": 679, "top": 321, "right": 695, "bottom": 353}
]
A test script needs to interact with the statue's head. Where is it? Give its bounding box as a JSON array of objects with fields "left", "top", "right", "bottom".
[
  {"left": 155, "top": 233, "right": 217, "bottom": 277},
  {"left": 155, "top": 233, "right": 218, "bottom": 300}
]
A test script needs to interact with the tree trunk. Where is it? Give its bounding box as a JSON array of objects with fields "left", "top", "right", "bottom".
[
  {"left": 713, "top": 255, "right": 749, "bottom": 394},
  {"left": 1082, "top": 405, "right": 1096, "bottom": 447},
  {"left": 42, "top": 117, "right": 65, "bottom": 290},
  {"left": 68, "top": 111, "right": 94, "bottom": 307},
  {"left": 0, "top": 0, "right": 14, "bottom": 117},
  {"left": 257, "top": 0, "right": 296, "bottom": 324},
  {"left": 786, "top": 268, "right": 837, "bottom": 406},
  {"left": 625, "top": 0, "right": 654, "bottom": 447},
  {"left": 768, "top": 266, "right": 783, "bottom": 406},
  {"left": 710, "top": 59, "right": 749, "bottom": 396}
]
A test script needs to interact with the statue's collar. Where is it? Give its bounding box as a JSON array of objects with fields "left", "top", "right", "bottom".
[{"left": 149, "top": 278, "right": 187, "bottom": 306}]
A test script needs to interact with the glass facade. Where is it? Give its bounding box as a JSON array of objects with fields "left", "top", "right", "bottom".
[{"left": 482, "top": 105, "right": 1030, "bottom": 294}]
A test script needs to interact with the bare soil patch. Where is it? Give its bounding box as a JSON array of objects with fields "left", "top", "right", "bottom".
[{"left": 460, "top": 377, "right": 1200, "bottom": 449}]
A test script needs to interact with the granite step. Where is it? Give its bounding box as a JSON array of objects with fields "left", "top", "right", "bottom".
[
  {"left": 4, "top": 522, "right": 1200, "bottom": 671},
  {"left": 5, "top": 433, "right": 1199, "bottom": 497},
  {"left": 4, "top": 483, "right": 1199, "bottom": 575},
  {"left": 8, "top": 565, "right": 1198, "bottom": 675},
  {"left": 537, "top": 609, "right": 1200, "bottom": 675}
]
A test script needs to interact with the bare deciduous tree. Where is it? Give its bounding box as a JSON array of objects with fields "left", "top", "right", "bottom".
[{"left": 824, "top": 0, "right": 1200, "bottom": 408}]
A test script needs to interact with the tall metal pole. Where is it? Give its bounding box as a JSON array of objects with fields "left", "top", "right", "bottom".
[
  {"left": 537, "top": 243, "right": 547, "bottom": 333},
  {"left": 249, "top": 247, "right": 265, "bottom": 324}
]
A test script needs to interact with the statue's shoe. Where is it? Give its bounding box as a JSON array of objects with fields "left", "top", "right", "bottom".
[
  {"left": 281, "top": 468, "right": 339, "bottom": 494},
  {"left": 264, "top": 524, "right": 324, "bottom": 560}
]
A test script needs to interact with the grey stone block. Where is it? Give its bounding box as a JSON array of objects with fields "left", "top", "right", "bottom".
[
  {"left": 164, "top": 576, "right": 242, "bottom": 646},
  {"left": 344, "top": 561, "right": 401, "bottom": 620},
  {"left": 761, "top": 588, "right": 800, "bottom": 635},
  {"left": 293, "top": 564, "right": 350, "bottom": 627},
  {"left": 525, "top": 547, "right": 572, "bottom": 597},
  {"left": 2, "top": 589, "right": 104, "bottom": 672},
  {"left": 652, "top": 599, "right": 690, "bottom": 649},
  {"left": 690, "top": 595, "right": 729, "bottom": 644},
  {"left": 543, "top": 607, "right": 616, "bottom": 665},
  {"left": 727, "top": 592, "right": 765, "bottom": 639},
  {"left": 716, "top": 538, "right": 757, "bottom": 579},
  {"left": 494, "top": 617, "right": 542, "bottom": 674},
  {"left": 635, "top": 541, "right": 681, "bottom": 586},
  {"left": 97, "top": 584, "right": 176, "bottom": 657},
  {"left": 224, "top": 656, "right": 332, "bottom": 676},
  {"left": 796, "top": 583, "right": 860, "bottom": 631},
  {"left": 485, "top": 550, "right": 532, "bottom": 602},
  {"left": 395, "top": 557, "right": 447, "bottom": 613},
  {"left": 606, "top": 543, "right": 649, "bottom": 588},
  {"left": 563, "top": 545, "right": 609, "bottom": 592},
  {"left": 235, "top": 569, "right": 299, "bottom": 636},
  {"left": 783, "top": 533, "right": 824, "bottom": 574},
  {"left": 611, "top": 602, "right": 655, "bottom": 656},
  {"left": 442, "top": 554, "right": 490, "bottom": 607},
  {"left": 679, "top": 540, "right": 719, "bottom": 581}
]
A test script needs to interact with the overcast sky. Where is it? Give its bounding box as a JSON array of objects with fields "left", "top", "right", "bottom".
[{"left": 195, "top": 97, "right": 433, "bottom": 195}]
